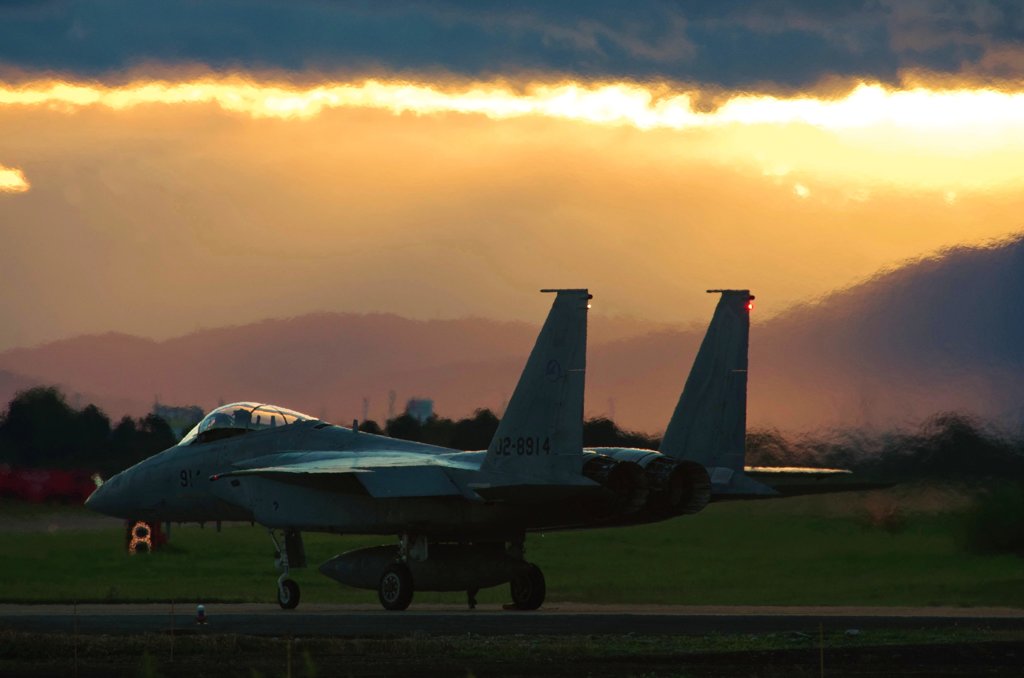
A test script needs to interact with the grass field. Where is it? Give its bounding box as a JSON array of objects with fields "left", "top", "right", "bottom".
[{"left": 4, "top": 485, "right": 1022, "bottom": 607}]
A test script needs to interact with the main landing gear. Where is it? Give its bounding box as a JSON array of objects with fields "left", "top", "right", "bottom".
[
  {"left": 508, "top": 562, "right": 546, "bottom": 611},
  {"left": 269, "top": 529, "right": 306, "bottom": 609},
  {"left": 378, "top": 562, "right": 415, "bottom": 611},
  {"left": 376, "top": 534, "right": 421, "bottom": 611},
  {"left": 373, "top": 534, "right": 547, "bottom": 612},
  {"left": 504, "top": 537, "right": 545, "bottom": 611}
]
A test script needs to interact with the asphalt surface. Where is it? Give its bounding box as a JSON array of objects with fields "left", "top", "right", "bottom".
[{"left": 3, "top": 603, "right": 1023, "bottom": 637}]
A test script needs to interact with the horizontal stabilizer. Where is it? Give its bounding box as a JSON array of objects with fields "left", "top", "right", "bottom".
[{"left": 742, "top": 466, "right": 890, "bottom": 498}]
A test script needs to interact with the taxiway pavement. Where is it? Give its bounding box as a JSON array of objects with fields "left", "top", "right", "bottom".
[{"left": 2, "top": 603, "right": 1023, "bottom": 636}]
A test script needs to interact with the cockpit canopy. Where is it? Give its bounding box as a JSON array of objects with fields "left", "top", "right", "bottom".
[{"left": 179, "top": 402, "right": 316, "bottom": 445}]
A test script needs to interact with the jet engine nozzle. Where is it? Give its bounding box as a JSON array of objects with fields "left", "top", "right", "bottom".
[
  {"left": 581, "top": 455, "right": 649, "bottom": 515},
  {"left": 644, "top": 457, "right": 710, "bottom": 516},
  {"left": 586, "top": 449, "right": 711, "bottom": 519}
]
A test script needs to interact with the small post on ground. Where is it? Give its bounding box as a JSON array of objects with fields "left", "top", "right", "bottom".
[
  {"left": 73, "top": 600, "right": 78, "bottom": 678},
  {"left": 819, "top": 622, "right": 825, "bottom": 677},
  {"left": 169, "top": 600, "right": 175, "bottom": 663}
]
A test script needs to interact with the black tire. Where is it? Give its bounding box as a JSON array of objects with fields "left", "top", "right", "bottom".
[
  {"left": 509, "top": 563, "right": 545, "bottom": 610},
  {"left": 378, "top": 563, "right": 414, "bottom": 611},
  {"left": 277, "top": 578, "right": 300, "bottom": 610}
]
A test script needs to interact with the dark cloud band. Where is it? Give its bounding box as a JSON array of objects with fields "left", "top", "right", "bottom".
[{"left": 1, "top": 1, "right": 1023, "bottom": 88}]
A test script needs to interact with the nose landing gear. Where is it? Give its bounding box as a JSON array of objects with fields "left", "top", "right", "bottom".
[
  {"left": 277, "top": 577, "right": 300, "bottom": 609},
  {"left": 269, "top": 529, "right": 305, "bottom": 610}
]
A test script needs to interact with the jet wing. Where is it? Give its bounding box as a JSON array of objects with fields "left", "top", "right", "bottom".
[{"left": 211, "top": 451, "right": 475, "bottom": 499}]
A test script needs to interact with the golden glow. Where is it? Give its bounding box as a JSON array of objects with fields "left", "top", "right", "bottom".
[
  {"left": 5, "top": 75, "right": 1024, "bottom": 198},
  {"left": 0, "top": 164, "right": 29, "bottom": 193},
  {"left": 745, "top": 466, "right": 851, "bottom": 475},
  {"left": 3, "top": 76, "right": 1024, "bottom": 138}
]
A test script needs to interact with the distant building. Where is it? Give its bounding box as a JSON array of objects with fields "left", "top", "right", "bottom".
[
  {"left": 405, "top": 398, "right": 434, "bottom": 423},
  {"left": 153, "top": 403, "right": 204, "bottom": 439}
]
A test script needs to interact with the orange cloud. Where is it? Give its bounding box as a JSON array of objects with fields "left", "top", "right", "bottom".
[{"left": 0, "top": 164, "right": 28, "bottom": 193}]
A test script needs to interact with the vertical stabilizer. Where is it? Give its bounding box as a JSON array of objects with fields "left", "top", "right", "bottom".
[
  {"left": 481, "top": 289, "right": 590, "bottom": 479},
  {"left": 660, "top": 290, "right": 753, "bottom": 473}
]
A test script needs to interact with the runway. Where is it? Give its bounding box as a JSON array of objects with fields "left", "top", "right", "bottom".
[{"left": 3, "top": 603, "right": 1023, "bottom": 637}]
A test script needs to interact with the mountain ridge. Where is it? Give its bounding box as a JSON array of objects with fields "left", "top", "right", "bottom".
[{"left": 2, "top": 236, "right": 1023, "bottom": 433}]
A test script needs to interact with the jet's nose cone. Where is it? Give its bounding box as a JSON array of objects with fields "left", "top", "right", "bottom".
[
  {"left": 84, "top": 481, "right": 109, "bottom": 513},
  {"left": 84, "top": 474, "right": 126, "bottom": 517}
]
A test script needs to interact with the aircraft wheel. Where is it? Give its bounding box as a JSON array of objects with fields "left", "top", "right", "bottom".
[
  {"left": 378, "top": 563, "right": 414, "bottom": 611},
  {"left": 509, "top": 563, "right": 545, "bottom": 610},
  {"left": 277, "top": 578, "right": 300, "bottom": 610}
]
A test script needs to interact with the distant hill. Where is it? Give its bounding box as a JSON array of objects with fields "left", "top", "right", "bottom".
[
  {"left": 0, "top": 369, "right": 38, "bottom": 407},
  {"left": 0, "top": 312, "right": 686, "bottom": 431},
  {"left": 751, "top": 234, "right": 1024, "bottom": 431},
  {"left": 2, "top": 236, "right": 1023, "bottom": 434},
  {"left": 593, "top": 235, "right": 1024, "bottom": 432}
]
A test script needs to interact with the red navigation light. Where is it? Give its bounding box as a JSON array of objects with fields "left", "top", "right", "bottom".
[{"left": 746, "top": 300, "right": 754, "bottom": 312}]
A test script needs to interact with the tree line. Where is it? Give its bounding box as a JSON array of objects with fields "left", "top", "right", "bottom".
[
  {"left": 0, "top": 387, "right": 181, "bottom": 476},
  {"left": 746, "top": 412, "right": 1024, "bottom": 481},
  {"left": 359, "top": 410, "right": 658, "bottom": 452},
  {"left": 0, "top": 387, "right": 657, "bottom": 476},
  {"left": 4, "top": 386, "right": 1021, "bottom": 481}
]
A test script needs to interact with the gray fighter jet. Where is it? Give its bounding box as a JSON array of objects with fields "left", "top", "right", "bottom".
[{"left": 85, "top": 288, "right": 785, "bottom": 611}]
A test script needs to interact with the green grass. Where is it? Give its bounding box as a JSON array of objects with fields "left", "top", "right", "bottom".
[
  {"left": 0, "top": 497, "right": 78, "bottom": 517},
  {"left": 3, "top": 487, "right": 1023, "bottom": 607}
]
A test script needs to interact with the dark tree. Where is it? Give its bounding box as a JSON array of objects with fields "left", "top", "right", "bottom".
[
  {"left": 358, "top": 419, "right": 383, "bottom": 435},
  {"left": 745, "top": 429, "right": 793, "bottom": 466},
  {"left": 419, "top": 415, "right": 455, "bottom": 448},
  {"left": 450, "top": 409, "right": 500, "bottom": 450},
  {"left": 101, "top": 413, "right": 177, "bottom": 474},
  {"left": 386, "top": 414, "right": 422, "bottom": 442},
  {"left": 78, "top": 404, "right": 112, "bottom": 458},
  {"left": 582, "top": 417, "right": 659, "bottom": 449},
  {"left": 139, "top": 414, "right": 177, "bottom": 454},
  {"left": 0, "top": 386, "right": 80, "bottom": 466}
]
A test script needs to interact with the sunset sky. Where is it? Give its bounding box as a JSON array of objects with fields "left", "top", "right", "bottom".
[{"left": 2, "top": 1, "right": 1024, "bottom": 350}]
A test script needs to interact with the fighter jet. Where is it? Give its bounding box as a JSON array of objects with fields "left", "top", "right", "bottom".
[{"left": 85, "top": 288, "right": 812, "bottom": 611}]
